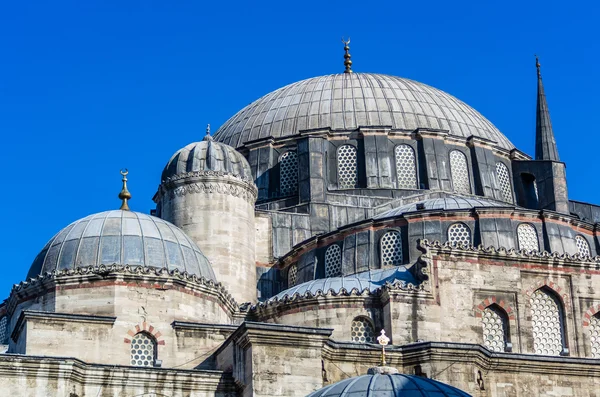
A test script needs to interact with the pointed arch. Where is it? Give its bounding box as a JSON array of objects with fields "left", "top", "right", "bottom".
[
  {"left": 530, "top": 286, "right": 567, "bottom": 356},
  {"left": 350, "top": 316, "right": 375, "bottom": 343},
  {"left": 279, "top": 151, "right": 298, "bottom": 195},
  {"left": 337, "top": 145, "right": 358, "bottom": 189},
  {"left": 449, "top": 150, "right": 471, "bottom": 194},
  {"left": 394, "top": 144, "right": 417, "bottom": 189},
  {"left": 481, "top": 304, "right": 510, "bottom": 352}
]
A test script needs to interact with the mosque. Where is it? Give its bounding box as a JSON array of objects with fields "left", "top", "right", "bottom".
[{"left": 1, "top": 43, "right": 600, "bottom": 397}]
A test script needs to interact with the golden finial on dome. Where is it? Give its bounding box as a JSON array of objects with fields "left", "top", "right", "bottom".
[
  {"left": 535, "top": 54, "right": 541, "bottom": 78},
  {"left": 342, "top": 37, "right": 353, "bottom": 74},
  {"left": 118, "top": 169, "right": 132, "bottom": 211},
  {"left": 203, "top": 123, "right": 213, "bottom": 141}
]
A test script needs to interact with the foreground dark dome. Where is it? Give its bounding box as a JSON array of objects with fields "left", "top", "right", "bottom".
[{"left": 307, "top": 372, "right": 471, "bottom": 397}]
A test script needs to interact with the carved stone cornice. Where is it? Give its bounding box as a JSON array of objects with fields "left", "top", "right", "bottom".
[
  {"left": 155, "top": 171, "right": 258, "bottom": 204},
  {"left": 6, "top": 264, "right": 240, "bottom": 315},
  {"left": 417, "top": 239, "right": 600, "bottom": 267}
]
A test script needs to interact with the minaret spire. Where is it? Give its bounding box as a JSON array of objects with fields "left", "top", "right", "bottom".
[
  {"left": 535, "top": 55, "right": 560, "bottom": 161},
  {"left": 342, "top": 38, "right": 353, "bottom": 73}
]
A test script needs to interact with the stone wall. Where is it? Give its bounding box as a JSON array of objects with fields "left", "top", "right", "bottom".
[{"left": 0, "top": 354, "right": 236, "bottom": 397}]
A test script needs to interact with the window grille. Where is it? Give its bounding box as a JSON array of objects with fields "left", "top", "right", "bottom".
[
  {"left": 495, "top": 162, "right": 513, "bottom": 203},
  {"left": 449, "top": 150, "right": 471, "bottom": 194},
  {"left": 530, "top": 289, "right": 564, "bottom": 356},
  {"left": 0, "top": 316, "right": 7, "bottom": 345},
  {"left": 350, "top": 317, "right": 375, "bottom": 343},
  {"left": 324, "top": 244, "right": 342, "bottom": 277},
  {"left": 481, "top": 306, "right": 507, "bottom": 352},
  {"left": 337, "top": 145, "right": 358, "bottom": 189},
  {"left": 288, "top": 264, "right": 298, "bottom": 287},
  {"left": 575, "top": 235, "right": 591, "bottom": 258},
  {"left": 380, "top": 231, "right": 402, "bottom": 266},
  {"left": 447, "top": 223, "right": 471, "bottom": 245},
  {"left": 395, "top": 145, "right": 417, "bottom": 189},
  {"left": 130, "top": 332, "right": 156, "bottom": 367},
  {"left": 517, "top": 224, "right": 539, "bottom": 253},
  {"left": 590, "top": 314, "right": 600, "bottom": 358},
  {"left": 279, "top": 151, "right": 298, "bottom": 195}
]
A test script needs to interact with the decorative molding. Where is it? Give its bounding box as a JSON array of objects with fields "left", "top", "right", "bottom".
[
  {"left": 417, "top": 239, "right": 600, "bottom": 266},
  {"left": 170, "top": 181, "right": 257, "bottom": 203},
  {"left": 124, "top": 322, "right": 165, "bottom": 345},
  {"left": 246, "top": 279, "right": 425, "bottom": 313},
  {"left": 582, "top": 304, "right": 600, "bottom": 327},
  {"left": 474, "top": 297, "right": 516, "bottom": 321},
  {"left": 523, "top": 279, "right": 571, "bottom": 310},
  {"left": 7, "top": 264, "right": 239, "bottom": 315},
  {"left": 163, "top": 170, "right": 254, "bottom": 184}
]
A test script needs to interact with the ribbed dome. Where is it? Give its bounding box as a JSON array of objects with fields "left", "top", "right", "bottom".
[
  {"left": 307, "top": 373, "right": 471, "bottom": 397},
  {"left": 162, "top": 136, "right": 252, "bottom": 182},
  {"left": 28, "top": 210, "right": 216, "bottom": 281},
  {"left": 375, "top": 196, "right": 512, "bottom": 219},
  {"left": 269, "top": 268, "right": 418, "bottom": 302},
  {"left": 214, "top": 73, "right": 513, "bottom": 150}
]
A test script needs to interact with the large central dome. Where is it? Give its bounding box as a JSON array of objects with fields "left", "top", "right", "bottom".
[{"left": 214, "top": 73, "right": 514, "bottom": 150}]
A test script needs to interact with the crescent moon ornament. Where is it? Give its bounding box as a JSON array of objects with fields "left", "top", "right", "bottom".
[{"left": 120, "top": 169, "right": 129, "bottom": 177}]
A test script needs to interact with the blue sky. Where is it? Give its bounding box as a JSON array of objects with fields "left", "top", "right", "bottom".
[{"left": 1, "top": 1, "right": 599, "bottom": 294}]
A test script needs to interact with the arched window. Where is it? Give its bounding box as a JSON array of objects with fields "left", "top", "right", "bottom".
[
  {"left": 0, "top": 316, "right": 7, "bottom": 345},
  {"left": 481, "top": 305, "right": 509, "bottom": 352},
  {"left": 449, "top": 150, "right": 471, "bottom": 195},
  {"left": 395, "top": 144, "right": 417, "bottom": 189},
  {"left": 337, "top": 145, "right": 358, "bottom": 189},
  {"left": 447, "top": 222, "right": 471, "bottom": 245},
  {"left": 517, "top": 223, "right": 539, "bottom": 253},
  {"left": 288, "top": 264, "right": 298, "bottom": 287},
  {"left": 495, "top": 162, "right": 513, "bottom": 203},
  {"left": 575, "top": 235, "right": 591, "bottom": 258},
  {"left": 530, "top": 288, "right": 565, "bottom": 356},
  {"left": 590, "top": 313, "right": 600, "bottom": 358},
  {"left": 380, "top": 230, "right": 402, "bottom": 266},
  {"left": 279, "top": 151, "right": 298, "bottom": 196},
  {"left": 350, "top": 317, "right": 375, "bottom": 343},
  {"left": 324, "top": 244, "right": 342, "bottom": 277},
  {"left": 130, "top": 332, "right": 157, "bottom": 367}
]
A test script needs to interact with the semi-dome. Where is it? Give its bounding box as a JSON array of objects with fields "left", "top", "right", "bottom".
[
  {"left": 27, "top": 210, "right": 216, "bottom": 281},
  {"left": 214, "top": 73, "right": 514, "bottom": 150},
  {"left": 375, "top": 195, "right": 512, "bottom": 219},
  {"left": 161, "top": 135, "right": 253, "bottom": 182},
  {"left": 269, "top": 268, "right": 418, "bottom": 302},
  {"left": 307, "top": 372, "right": 471, "bottom": 397}
]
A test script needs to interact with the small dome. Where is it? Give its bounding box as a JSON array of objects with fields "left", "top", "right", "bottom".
[
  {"left": 375, "top": 196, "right": 511, "bottom": 219},
  {"left": 307, "top": 373, "right": 471, "bottom": 397},
  {"left": 28, "top": 210, "right": 216, "bottom": 281},
  {"left": 162, "top": 137, "right": 252, "bottom": 182},
  {"left": 214, "top": 73, "right": 514, "bottom": 151}
]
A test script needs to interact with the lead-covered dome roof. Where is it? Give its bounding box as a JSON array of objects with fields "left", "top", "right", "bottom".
[
  {"left": 161, "top": 135, "right": 253, "bottom": 182},
  {"left": 375, "top": 196, "right": 512, "bottom": 219},
  {"left": 28, "top": 210, "right": 216, "bottom": 281},
  {"left": 307, "top": 372, "right": 471, "bottom": 397},
  {"left": 214, "top": 73, "right": 514, "bottom": 150}
]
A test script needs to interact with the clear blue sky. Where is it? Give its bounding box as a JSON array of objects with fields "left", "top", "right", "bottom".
[{"left": 1, "top": 1, "right": 599, "bottom": 295}]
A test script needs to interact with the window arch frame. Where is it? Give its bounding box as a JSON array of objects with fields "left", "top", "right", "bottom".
[
  {"left": 336, "top": 144, "right": 359, "bottom": 189},
  {"left": 575, "top": 235, "right": 591, "bottom": 258},
  {"left": 517, "top": 223, "right": 540, "bottom": 253},
  {"left": 278, "top": 150, "right": 299, "bottom": 196},
  {"left": 379, "top": 229, "right": 403, "bottom": 266},
  {"left": 449, "top": 149, "right": 472, "bottom": 195},
  {"left": 394, "top": 144, "right": 418, "bottom": 189},
  {"left": 480, "top": 304, "right": 511, "bottom": 353},
  {"left": 350, "top": 316, "right": 376, "bottom": 344},
  {"left": 324, "top": 243, "right": 343, "bottom": 278},
  {"left": 287, "top": 263, "right": 298, "bottom": 287},
  {"left": 447, "top": 222, "right": 472, "bottom": 246},
  {"left": 0, "top": 316, "right": 7, "bottom": 345},
  {"left": 530, "top": 286, "right": 567, "bottom": 356},
  {"left": 130, "top": 331, "right": 157, "bottom": 367},
  {"left": 589, "top": 312, "right": 600, "bottom": 358},
  {"left": 495, "top": 161, "right": 513, "bottom": 203}
]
